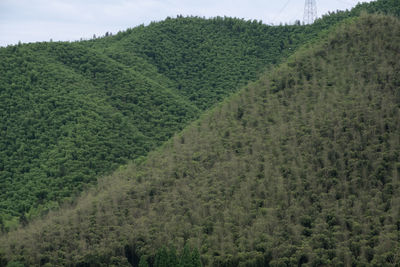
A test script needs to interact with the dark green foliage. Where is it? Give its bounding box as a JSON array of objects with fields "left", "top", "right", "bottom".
[
  {"left": 154, "top": 247, "right": 169, "bottom": 267},
  {"left": 191, "top": 249, "right": 201, "bottom": 267},
  {"left": 0, "top": 217, "right": 4, "bottom": 233},
  {"left": 1, "top": 1, "right": 400, "bottom": 266},
  {"left": 1, "top": 13, "right": 400, "bottom": 266},
  {"left": 93, "top": 17, "right": 304, "bottom": 110},
  {"left": 152, "top": 245, "right": 201, "bottom": 267},
  {"left": 0, "top": 42, "right": 196, "bottom": 226},
  {"left": 1, "top": 0, "right": 399, "bottom": 227},
  {"left": 167, "top": 247, "right": 179, "bottom": 267},
  {"left": 1, "top": 17, "right": 300, "bottom": 226},
  {"left": 352, "top": 0, "right": 400, "bottom": 17},
  {"left": 139, "top": 256, "right": 149, "bottom": 267},
  {"left": 180, "top": 245, "right": 192, "bottom": 267},
  {"left": 5, "top": 262, "right": 23, "bottom": 267},
  {"left": 0, "top": 251, "right": 7, "bottom": 267}
]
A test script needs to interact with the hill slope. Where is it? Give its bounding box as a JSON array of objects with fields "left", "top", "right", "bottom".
[
  {"left": 0, "top": 8, "right": 354, "bottom": 225},
  {"left": 2, "top": 14, "right": 399, "bottom": 266},
  {"left": 0, "top": 42, "right": 199, "bottom": 226},
  {"left": 1, "top": 0, "right": 399, "bottom": 231},
  {"left": 1, "top": 17, "right": 315, "bottom": 226}
]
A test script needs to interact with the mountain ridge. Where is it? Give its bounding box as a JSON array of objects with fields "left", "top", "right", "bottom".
[
  {"left": 0, "top": 6, "right": 366, "bottom": 225},
  {"left": 1, "top": 13, "right": 399, "bottom": 266}
]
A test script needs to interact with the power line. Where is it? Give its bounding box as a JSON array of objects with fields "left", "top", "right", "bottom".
[
  {"left": 272, "top": 0, "right": 292, "bottom": 24},
  {"left": 277, "top": 0, "right": 292, "bottom": 16}
]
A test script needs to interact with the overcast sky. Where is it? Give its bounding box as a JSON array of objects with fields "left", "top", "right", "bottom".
[{"left": 0, "top": 0, "right": 374, "bottom": 46}]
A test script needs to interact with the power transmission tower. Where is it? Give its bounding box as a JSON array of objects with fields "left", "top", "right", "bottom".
[{"left": 303, "top": 0, "right": 317, "bottom": 24}]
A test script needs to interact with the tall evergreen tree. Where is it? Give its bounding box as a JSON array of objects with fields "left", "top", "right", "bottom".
[
  {"left": 167, "top": 247, "right": 179, "bottom": 267},
  {"left": 138, "top": 255, "right": 149, "bottom": 267},
  {"left": 154, "top": 247, "right": 168, "bottom": 267},
  {"left": 191, "top": 248, "right": 202, "bottom": 267},
  {"left": 180, "top": 245, "right": 193, "bottom": 267}
]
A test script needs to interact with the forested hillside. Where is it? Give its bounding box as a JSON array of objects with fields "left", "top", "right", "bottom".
[
  {"left": 1, "top": 13, "right": 399, "bottom": 266},
  {"left": 1, "top": 18, "right": 303, "bottom": 228},
  {"left": 89, "top": 0, "right": 400, "bottom": 111},
  {"left": 0, "top": 1, "right": 373, "bottom": 227},
  {"left": 0, "top": 41, "right": 199, "bottom": 228},
  {"left": 1, "top": 0, "right": 399, "bottom": 228}
]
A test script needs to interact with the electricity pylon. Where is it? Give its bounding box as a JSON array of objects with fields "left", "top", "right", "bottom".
[{"left": 303, "top": 0, "right": 317, "bottom": 24}]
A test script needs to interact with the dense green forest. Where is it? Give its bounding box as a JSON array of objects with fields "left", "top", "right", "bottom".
[
  {"left": 1, "top": 12, "right": 400, "bottom": 266},
  {"left": 0, "top": 42, "right": 198, "bottom": 228},
  {"left": 1, "top": 14, "right": 309, "bottom": 228},
  {"left": 1, "top": 0, "right": 399, "bottom": 229}
]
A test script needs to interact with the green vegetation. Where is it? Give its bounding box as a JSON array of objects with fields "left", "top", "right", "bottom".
[
  {"left": 1, "top": 12, "right": 399, "bottom": 266},
  {"left": 2, "top": 17, "right": 313, "bottom": 228},
  {"left": 1, "top": 17, "right": 308, "bottom": 227},
  {"left": 0, "top": 41, "right": 198, "bottom": 227},
  {"left": 5, "top": 0, "right": 396, "bottom": 226}
]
